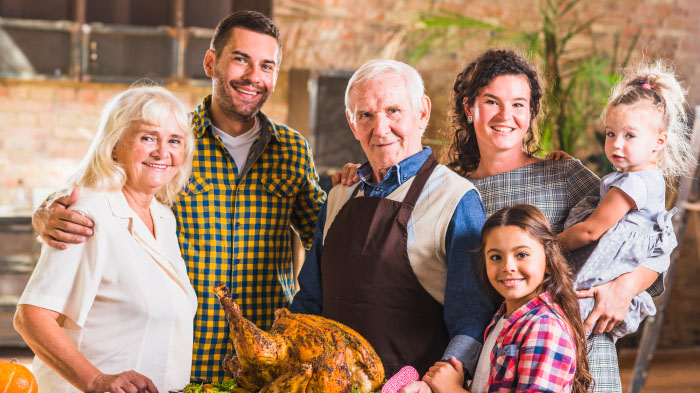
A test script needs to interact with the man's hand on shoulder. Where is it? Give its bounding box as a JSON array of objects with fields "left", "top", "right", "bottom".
[
  {"left": 331, "top": 162, "right": 361, "bottom": 187},
  {"left": 33, "top": 188, "right": 94, "bottom": 250}
]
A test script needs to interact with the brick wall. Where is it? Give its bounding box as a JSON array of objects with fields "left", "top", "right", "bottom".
[
  {"left": 0, "top": 80, "right": 201, "bottom": 207},
  {"left": 0, "top": 0, "right": 698, "bottom": 347},
  {"left": 274, "top": 0, "right": 700, "bottom": 159},
  {"left": 0, "top": 75, "right": 289, "bottom": 209}
]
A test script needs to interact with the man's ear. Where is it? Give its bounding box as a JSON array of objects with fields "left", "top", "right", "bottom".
[
  {"left": 346, "top": 110, "right": 360, "bottom": 141},
  {"left": 203, "top": 49, "right": 216, "bottom": 78},
  {"left": 271, "top": 67, "right": 279, "bottom": 92},
  {"left": 418, "top": 96, "right": 431, "bottom": 130}
]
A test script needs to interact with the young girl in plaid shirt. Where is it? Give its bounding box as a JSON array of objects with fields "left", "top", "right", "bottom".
[{"left": 418, "top": 205, "right": 592, "bottom": 393}]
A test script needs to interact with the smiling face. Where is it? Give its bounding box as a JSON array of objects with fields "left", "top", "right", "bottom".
[
  {"left": 604, "top": 101, "right": 667, "bottom": 173},
  {"left": 204, "top": 27, "right": 280, "bottom": 123},
  {"left": 466, "top": 74, "right": 532, "bottom": 157},
  {"left": 113, "top": 116, "right": 186, "bottom": 199},
  {"left": 346, "top": 72, "right": 430, "bottom": 182},
  {"left": 484, "top": 225, "right": 549, "bottom": 316}
]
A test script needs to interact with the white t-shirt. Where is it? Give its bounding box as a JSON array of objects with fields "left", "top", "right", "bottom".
[
  {"left": 469, "top": 316, "right": 507, "bottom": 393},
  {"left": 19, "top": 190, "right": 197, "bottom": 392},
  {"left": 212, "top": 116, "right": 262, "bottom": 172}
]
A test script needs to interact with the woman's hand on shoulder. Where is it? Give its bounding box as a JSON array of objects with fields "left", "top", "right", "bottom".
[
  {"left": 547, "top": 150, "right": 573, "bottom": 160},
  {"left": 87, "top": 371, "right": 158, "bottom": 393},
  {"left": 422, "top": 357, "right": 469, "bottom": 393},
  {"left": 331, "top": 162, "right": 361, "bottom": 187}
]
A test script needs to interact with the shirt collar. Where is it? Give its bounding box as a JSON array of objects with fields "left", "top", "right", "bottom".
[
  {"left": 104, "top": 190, "right": 166, "bottom": 219},
  {"left": 493, "top": 291, "right": 555, "bottom": 328},
  {"left": 192, "top": 95, "right": 280, "bottom": 142},
  {"left": 103, "top": 191, "right": 193, "bottom": 296},
  {"left": 357, "top": 147, "right": 432, "bottom": 191}
]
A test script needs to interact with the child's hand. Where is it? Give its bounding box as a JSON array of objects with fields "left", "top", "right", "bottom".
[
  {"left": 398, "top": 381, "right": 432, "bottom": 393},
  {"left": 422, "top": 357, "right": 468, "bottom": 393},
  {"left": 547, "top": 150, "right": 573, "bottom": 160}
]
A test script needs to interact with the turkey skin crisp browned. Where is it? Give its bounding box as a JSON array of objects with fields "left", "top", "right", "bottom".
[{"left": 213, "top": 284, "right": 385, "bottom": 393}]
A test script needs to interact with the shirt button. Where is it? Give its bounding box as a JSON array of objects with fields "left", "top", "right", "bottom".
[
  {"left": 235, "top": 259, "right": 240, "bottom": 264},
  {"left": 235, "top": 221, "right": 241, "bottom": 228},
  {"left": 233, "top": 293, "right": 239, "bottom": 299}
]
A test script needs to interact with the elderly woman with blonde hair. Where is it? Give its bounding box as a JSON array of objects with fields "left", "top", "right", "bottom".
[{"left": 14, "top": 86, "right": 197, "bottom": 393}]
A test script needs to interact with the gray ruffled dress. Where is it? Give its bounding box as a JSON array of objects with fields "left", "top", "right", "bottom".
[{"left": 565, "top": 169, "right": 676, "bottom": 340}]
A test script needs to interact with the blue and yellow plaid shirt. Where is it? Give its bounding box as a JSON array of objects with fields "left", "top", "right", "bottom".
[{"left": 173, "top": 95, "right": 326, "bottom": 382}]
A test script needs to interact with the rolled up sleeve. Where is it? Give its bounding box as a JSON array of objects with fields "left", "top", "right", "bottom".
[{"left": 442, "top": 190, "right": 497, "bottom": 378}]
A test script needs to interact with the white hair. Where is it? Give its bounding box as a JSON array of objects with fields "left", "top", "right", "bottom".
[
  {"left": 344, "top": 59, "right": 426, "bottom": 125},
  {"left": 67, "top": 85, "right": 194, "bottom": 205}
]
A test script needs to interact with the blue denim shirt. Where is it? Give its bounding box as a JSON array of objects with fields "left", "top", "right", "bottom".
[{"left": 290, "top": 147, "right": 497, "bottom": 377}]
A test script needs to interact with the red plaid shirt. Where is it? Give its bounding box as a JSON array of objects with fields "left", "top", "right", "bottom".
[{"left": 484, "top": 292, "right": 576, "bottom": 393}]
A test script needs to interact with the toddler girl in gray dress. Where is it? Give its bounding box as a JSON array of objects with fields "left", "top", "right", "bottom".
[{"left": 558, "top": 61, "right": 696, "bottom": 340}]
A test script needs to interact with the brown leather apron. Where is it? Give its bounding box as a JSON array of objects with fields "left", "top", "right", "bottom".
[{"left": 321, "top": 155, "right": 449, "bottom": 377}]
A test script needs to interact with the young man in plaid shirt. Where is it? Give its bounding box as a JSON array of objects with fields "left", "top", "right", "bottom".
[{"left": 33, "top": 11, "right": 325, "bottom": 383}]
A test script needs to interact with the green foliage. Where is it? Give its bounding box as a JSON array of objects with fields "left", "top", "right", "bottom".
[
  {"left": 405, "top": 0, "right": 638, "bottom": 173},
  {"left": 352, "top": 386, "right": 381, "bottom": 393},
  {"left": 406, "top": 9, "right": 505, "bottom": 64},
  {"left": 184, "top": 379, "right": 241, "bottom": 393}
]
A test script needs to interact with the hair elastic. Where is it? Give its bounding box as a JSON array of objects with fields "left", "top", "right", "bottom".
[{"left": 641, "top": 83, "right": 652, "bottom": 90}]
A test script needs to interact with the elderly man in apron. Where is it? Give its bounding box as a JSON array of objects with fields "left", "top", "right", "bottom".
[{"left": 290, "top": 59, "right": 496, "bottom": 381}]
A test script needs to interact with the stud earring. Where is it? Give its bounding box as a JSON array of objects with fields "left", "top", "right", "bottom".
[{"left": 467, "top": 115, "right": 473, "bottom": 124}]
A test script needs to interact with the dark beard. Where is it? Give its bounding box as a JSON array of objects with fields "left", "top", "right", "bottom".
[{"left": 213, "top": 75, "right": 270, "bottom": 122}]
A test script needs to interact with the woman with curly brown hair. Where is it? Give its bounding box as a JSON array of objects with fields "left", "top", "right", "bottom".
[{"left": 448, "top": 49, "right": 598, "bottom": 233}]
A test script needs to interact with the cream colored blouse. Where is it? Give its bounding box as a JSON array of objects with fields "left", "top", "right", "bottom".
[{"left": 19, "top": 190, "right": 197, "bottom": 392}]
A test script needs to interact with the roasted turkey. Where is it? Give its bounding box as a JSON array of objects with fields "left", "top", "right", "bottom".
[{"left": 213, "top": 284, "right": 385, "bottom": 393}]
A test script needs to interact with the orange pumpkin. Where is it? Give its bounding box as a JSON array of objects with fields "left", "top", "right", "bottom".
[{"left": 0, "top": 359, "right": 38, "bottom": 393}]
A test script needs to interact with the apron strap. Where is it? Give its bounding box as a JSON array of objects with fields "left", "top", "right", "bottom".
[
  {"left": 402, "top": 154, "right": 438, "bottom": 207},
  {"left": 350, "top": 182, "right": 363, "bottom": 198}
]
